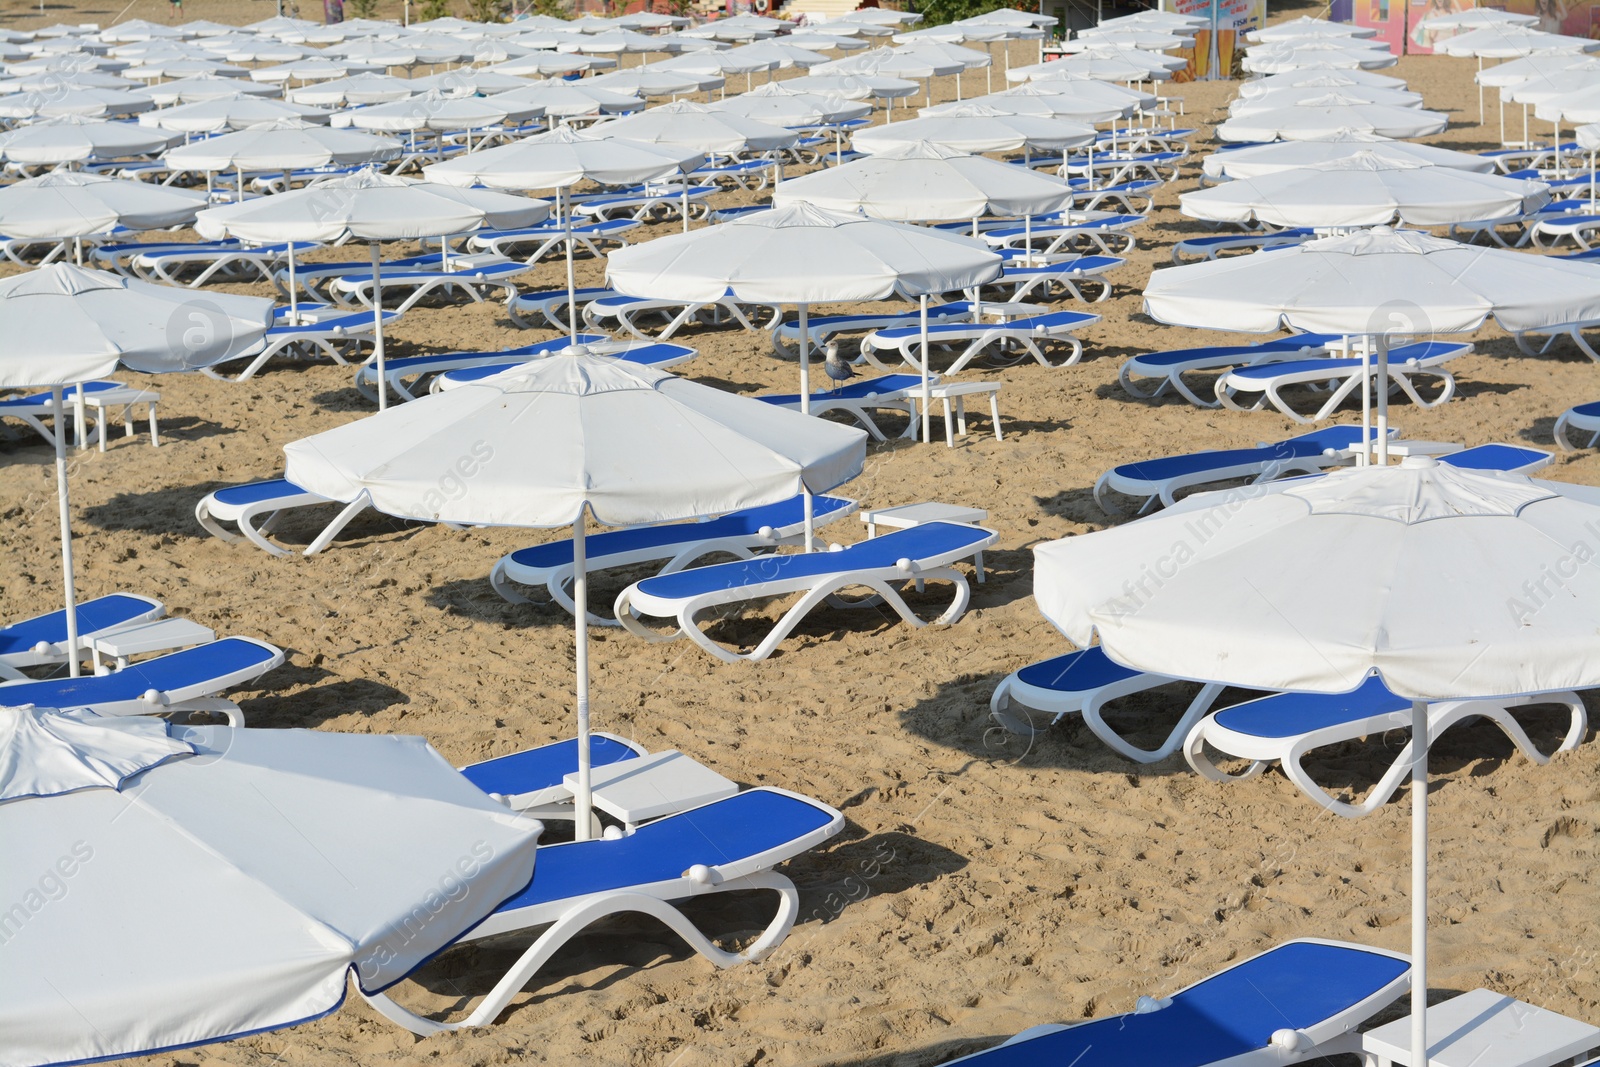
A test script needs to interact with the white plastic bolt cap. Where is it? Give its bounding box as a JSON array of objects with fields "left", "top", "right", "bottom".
[{"left": 687, "top": 863, "right": 713, "bottom": 884}]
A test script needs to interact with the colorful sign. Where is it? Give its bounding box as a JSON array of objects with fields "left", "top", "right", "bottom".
[
  {"left": 1171, "top": 0, "right": 1269, "bottom": 79},
  {"left": 1356, "top": 0, "right": 1600, "bottom": 55}
]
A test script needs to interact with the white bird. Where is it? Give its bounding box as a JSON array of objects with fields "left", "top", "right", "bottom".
[{"left": 823, "top": 339, "right": 854, "bottom": 393}]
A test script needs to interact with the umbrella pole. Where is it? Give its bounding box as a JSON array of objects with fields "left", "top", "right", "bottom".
[
  {"left": 288, "top": 243, "right": 299, "bottom": 324},
  {"left": 1359, "top": 335, "right": 1370, "bottom": 468},
  {"left": 53, "top": 385, "right": 81, "bottom": 679},
  {"left": 563, "top": 187, "right": 578, "bottom": 343},
  {"left": 1376, "top": 330, "right": 1389, "bottom": 466},
  {"left": 798, "top": 302, "right": 811, "bottom": 415},
  {"left": 682, "top": 182, "right": 689, "bottom": 234},
  {"left": 371, "top": 241, "right": 388, "bottom": 411},
  {"left": 803, "top": 486, "right": 814, "bottom": 554},
  {"left": 920, "top": 293, "right": 931, "bottom": 444},
  {"left": 573, "top": 514, "right": 594, "bottom": 842},
  {"left": 1410, "top": 698, "right": 1429, "bottom": 1067},
  {"left": 1477, "top": 56, "right": 1484, "bottom": 124}
]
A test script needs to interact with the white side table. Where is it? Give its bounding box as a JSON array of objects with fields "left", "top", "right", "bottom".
[
  {"left": 88, "top": 618, "right": 215, "bottom": 673},
  {"left": 1362, "top": 989, "right": 1600, "bottom": 1067},
  {"left": 860, "top": 503, "right": 990, "bottom": 582},
  {"left": 923, "top": 382, "right": 1003, "bottom": 447},
  {"left": 564, "top": 749, "right": 737, "bottom": 830}
]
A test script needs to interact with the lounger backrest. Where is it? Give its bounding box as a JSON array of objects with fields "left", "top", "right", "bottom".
[
  {"left": 494, "top": 788, "right": 840, "bottom": 910},
  {"left": 961, "top": 940, "right": 1408, "bottom": 1066},
  {"left": 1209, "top": 676, "right": 1402, "bottom": 740},
  {"left": 0, "top": 637, "right": 280, "bottom": 706},
  {"left": 0, "top": 595, "right": 162, "bottom": 656},
  {"left": 459, "top": 735, "right": 646, "bottom": 797}
]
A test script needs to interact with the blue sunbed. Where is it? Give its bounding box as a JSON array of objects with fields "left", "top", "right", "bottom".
[
  {"left": 435, "top": 342, "right": 698, "bottom": 390},
  {"left": 490, "top": 494, "right": 859, "bottom": 622},
  {"left": 615, "top": 521, "right": 997, "bottom": 663},
  {"left": 1118, "top": 332, "right": 1343, "bottom": 405},
  {"left": 354, "top": 334, "right": 609, "bottom": 402},
  {"left": 0, "top": 594, "right": 165, "bottom": 673}
]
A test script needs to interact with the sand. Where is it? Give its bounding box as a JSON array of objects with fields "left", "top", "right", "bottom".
[{"left": 2, "top": 1, "right": 1598, "bottom": 1063}]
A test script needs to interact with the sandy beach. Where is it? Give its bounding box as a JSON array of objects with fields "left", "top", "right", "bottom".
[{"left": 1, "top": 2, "right": 1598, "bottom": 1063}]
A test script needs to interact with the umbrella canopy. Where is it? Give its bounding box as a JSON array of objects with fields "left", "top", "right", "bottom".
[
  {"left": 330, "top": 91, "right": 536, "bottom": 133},
  {"left": 0, "top": 710, "right": 541, "bottom": 1067},
  {"left": 922, "top": 83, "right": 1131, "bottom": 122},
  {"left": 1007, "top": 53, "right": 1172, "bottom": 83},
  {"left": 1436, "top": 25, "right": 1600, "bottom": 57},
  {"left": 1201, "top": 136, "right": 1496, "bottom": 179},
  {"left": 488, "top": 52, "right": 617, "bottom": 77},
  {"left": 283, "top": 354, "right": 866, "bottom": 528},
  {"left": 0, "top": 87, "right": 154, "bottom": 119},
  {"left": 784, "top": 33, "right": 872, "bottom": 52},
  {"left": 1505, "top": 69, "right": 1600, "bottom": 106},
  {"left": 781, "top": 73, "right": 920, "bottom": 100},
  {"left": 287, "top": 73, "right": 416, "bottom": 107},
  {"left": 1179, "top": 153, "right": 1549, "bottom": 228},
  {"left": 774, "top": 140, "right": 1074, "bottom": 221},
  {"left": 651, "top": 49, "right": 778, "bottom": 77},
  {"left": 0, "top": 707, "right": 189, "bottom": 800},
  {"left": 1415, "top": 7, "right": 1538, "bottom": 31},
  {"left": 1250, "top": 15, "right": 1378, "bottom": 41},
  {"left": 1027, "top": 76, "right": 1158, "bottom": 109},
  {"left": 1238, "top": 69, "right": 1410, "bottom": 96},
  {"left": 607, "top": 201, "right": 1002, "bottom": 305},
  {"left": 164, "top": 121, "right": 403, "bottom": 172},
  {"left": 1241, "top": 44, "right": 1400, "bottom": 73},
  {"left": 1215, "top": 97, "right": 1449, "bottom": 141},
  {"left": 590, "top": 68, "right": 723, "bottom": 97},
  {"left": 1144, "top": 226, "right": 1600, "bottom": 335},
  {"left": 816, "top": 45, "right": 963, "bottom": 79},
  {"left": 852, "top": 104, "right": 1096, "bottom": 154},
  {"left": 489, "top": 81, "right": 642, "bottom": 118},
  {"left": 143, "top": 75, "right": 280, "bottom": 106},
  {"left": 195, "top": 168, "right": 547, "bottom": 243},
  {"left": 0, "top": 172, "right": 207, "bottom": 238},
  {"left": 0, "top": 115, "right": 175, "bottom": 164},
  {"left": 0, "top": 262, "right": 274, "bottom": 382},
  {"left": 139, "top": 96, "right": 330, "bottom": 133},
  {"left": 1534, "top": 84, "right": 1600, "bottom": 124},
  {"left": 407, "top": 68, "right": 538, "bottom": 95},
  {"left": 1229, "top": 83, "right": 1424, "bottom": 115},
  {"left": 421, "top": 124, "right": 698, "bottom": 189},
  {"left": 1475, "top": 52, "right": 1600, "bottom": 88},
  {"left": 591, "top": 100, "right": 796, "bottom": 153},
  {"left": 250, "top": 56, "right": 381, "bottom": 83},
  {"left": 708, "top": 89, "right": 870, "bottom": 126}
]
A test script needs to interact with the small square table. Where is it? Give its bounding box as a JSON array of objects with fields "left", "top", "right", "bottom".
[
  {"left": 564, "top": 749, "right": 737, "bottom": 830},
  {"left": 860, "top": 503, "right": 990, "bottom": 582},
  {"left": 87, "top": 618, "right": 216, "bottom": 673},
  {"left": 1362, "top": 989, "right": 1600, "bottom": 1067}
]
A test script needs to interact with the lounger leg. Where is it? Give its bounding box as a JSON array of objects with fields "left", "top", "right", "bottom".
[
  {"left": 1083, "top": 680, "right": 1226, "bottom": 764},
  {"left": 361, "top": 873, "right": 798, "bottom": 1036},
  {"left": 238, "top": 502, "right": 296, "bottom": 558},
  {"left": 195, "top": 501, "right": 242, "bottom": 545},
  {"left": 303, "top": 496, "right": 372, "bottom": 556}
]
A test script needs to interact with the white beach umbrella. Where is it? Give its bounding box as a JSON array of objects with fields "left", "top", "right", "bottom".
[
  {"left": 590, "top": 68, "right": 723, "bottom": 98},
  {"left": 0, "top": 115, "right": 175, "bottom": 164},
  {"left": 1201, "top": 136, "right": 1496, "bottom": 180},
  {"left": 287, "top": 73, "right": 416, "bottom": 107},
  {"left": 1072, "top": 28, "right": 1189, "bottom": 51},
  {"left": 816, "top": 45, "right": 963, "bottom": 107},
  {"left": 0, "top": 71, "right": 136, "bottom": 92},
  {"left": 1007, "top": 53, "right": 1172, "bottom": 83},
  {"left": 164, "top": 120, "right": 403, "bottom": 171},
  {"left": 0, "top": 707, "right": 541, "bottom": 1067},
  {"left": 1237, "top": 69, "right": 1410, "bottom": 97},
  {"left": 1474, "top": 52, "right": 1600, "bottom": 88},
  {"left": 606, "top": 202, "right": 1003, "bottom": 439},
  {"left": 708, "top": 88, "right": 870, "bottom": 127},
  {"left": 487, "top": 51, "right": 618, "bottom": 77},
  {"left": 921, "top": 83, "right": 1131, "bottom": 122},
  {"left": 781, "top": 72, "right": 920, "bottom": 102},
  {"left": 1143, "top": 226, "right": 1600, "bottom": 460},
  {"left": 614, "top": 11, "right": 689, "bottom": 30},
  {"left": 323, "top": 37, "right": 424, "bottom": 68},
  {"left": 1229, "top": 83, "right": 1423, "bottom": 115},
  {"left": 1032, "top": 458, "right": 1600, "bottom": 1067},
  {"left": 489, "top": 81, "right": 641, "bottom": 118},
  {"left": 99, "top": 18, "right": 186, "bottom": 42},
  {"left": 1534, "top": 83, "right": 1600, "bottom": 124},
  {"left": 774, "top": 140, "right": 1074, "bottom": 221},
  {"left": 1416, "top": 7, "right": 1538, "bottom": 31},
  {"left": 0, "top": 264, "right": 272, "bottom": 670},
  {"left": 1178, "top": 153, "right": 1549, "bottom": 228},
  {"left": 785, "top": 33, "right": 871, "bottom": 52},
  {"left": 138, "top": 96, "right": 330, "bottom": 132},
  {"left": 591, "top": 99, "right": 798, "bottom": 155},
  {"left": 196, "top": 170, "right": 547, "bottom": 408},
  {"left": 851, "top": 104, "right": 1096, "bottom": 155},
  {"left": 407, "top": 68, "right": 535, "bottom": 95},
  {"left": 1053, "top": 42, "right": 1189, "bottom": 72},
  {"left": 143, "top": 75, "right": 280, "bottom": 106},
  {"left": 250, "top": 56, "right": 380, "bottom": 84},
  {"left": 1435, "top": 24, "right": 1600, "bottom": 57},
  {"left": 1241, "top": 43, "right": 1400, "bottom": 74},
  {"left": 1249, "top": 15, "right": 1378, "bottom": 41},
  {"left": 331, "top": 90, "right": 536, "bottom": 135},
  {"left": 283, "top": 353, "right": 866, "bottom": 840},
  {"left": 726, "top": 40, "right": 832, "bottom": 70},
  {"left": 0, "top": 87, "right": 153, "bottom": 118},
  {"left": 423, "top": 125, "right": 698, "bottom": 338},
  {"left": 650, "top": 49, "right": 778, "bottom": 84},
  {"left": 124, "top": 57, "right": 247, "bottom": 80},
  {"left": 1027, "top": 75, "right": 1158, "bottom": 109},
  {"left": 1215, "top": 97, "right": 1449, "bottom": 142},
  {"left": 0, "top": 171, "right": 206, "bottom": 239},
  {"left": 565, "top": 29, "right": 669, "bottom": 56},
  {"left": 894, "top": 40, "right": 991, "bottom": 99}
]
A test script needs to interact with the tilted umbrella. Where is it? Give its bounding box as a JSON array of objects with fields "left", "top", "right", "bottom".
[
  {"left": 606, "top": 202, "right": 1003, "bottom": 440},
  {"left": 1178, "top": 153, "right": 1549, "bottom": 228},
  {"left": 0, "top": 264, "right": 273, "bottom": 669},
  {"left": 0, "top": 115, "right": 176, "bottom": 165},
  {"left": 852, "top": 103, "right": 1096, "bottom": 156},
  {"left": 1032, "top": 458, "right": 1600, "bottom": 1067},
  {"left": 196, "top": 169, "right": 547, "bottom": 408},
  {"left": 1215, "top": 96, "right": 1449, "bottom": 141},
  {"left": 1201, "top": 136, "right": 1496, "bottom": 180},
  {"left": 0, "top": 171, "right": 206, "bottom": 241},
  {"left": 0, "top": 87, "right": 154, "bottom": 119},
  {"left": 283, "top": 353, "right": 866, "bottom": 839},
  {"left": 0, "top": 706, "right": 541, "bottom": 1066},
  {"left": 138, "top": 96, "right": 331, "bottom": 132},
  {"left": 422, "top": 125, "right": 699, "bottom": 338}
]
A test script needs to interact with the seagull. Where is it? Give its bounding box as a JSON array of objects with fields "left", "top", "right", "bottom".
[{"left": 823, "top": 340, "right": 854, "bottom": 393}]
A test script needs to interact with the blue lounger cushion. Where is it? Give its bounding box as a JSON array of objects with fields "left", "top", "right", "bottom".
[
  {"left": 955, "top": 940, "right": 1409, "bottom": 1066},
  {"left": 459, "top": 736, "right": 646, "bottom": 798},
  {"left": 1015, "top": 648, "right": 1140, "bottom": 695},
  {"left": 205, "top": 479, "right": 318, "bottom": 508},
  {"left": 374, "top": 335, "right": 608, "bottom": 375},
  {"left": 0, "top": 381, "right": 130, "bottom": 409},
  {"left": 1109, "top": 425, "right": 1372, "bottom": 483},
  {"left": 760, "top": 374, "right": 926, "bottom": 406},
  {"left": 1128, "top": 332, "right": 1343, "bottom": 370},
  {"left": 0, "top": 636, "right": 279, "bottom": 708},
  {"left": 1440, "top": 443, "right": 1550, "bottom": 471},
  {"left": 631, "top": 521, "right": 991, "bottom": 602},
  {"left": 1209, "top": 677, "right": 1399, "bottom": 740},
  {"left": 503, "top": 495, "right": 856, "bottom": 573},
  {"left": 498, "top": 788, "right": 838, "bottom": 911},
  {"left": 869, "top": 311, "right": 1098, "bottom": 342},
  {"left": 0, "top": 594, "right": 163, "bottom": 658},
  {"left": 261, "top": 311, "right": 397, "bottom": 337}
]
